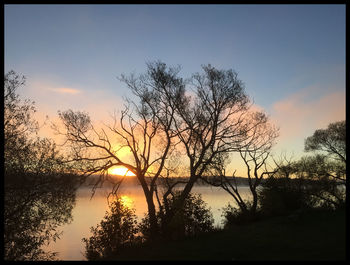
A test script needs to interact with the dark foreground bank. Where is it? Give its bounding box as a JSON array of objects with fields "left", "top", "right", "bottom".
[{"left": 106, "top": 209, "right": 346, "bottom": 261}]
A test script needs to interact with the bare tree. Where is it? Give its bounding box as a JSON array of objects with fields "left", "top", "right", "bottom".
[
  {"left": 200, "top": 110, "right": 279, "bottom": 216},
  {"left": 55, "top": 63, "right": 183, "bottom": 240},
  {"left": 131, "top": 63, "right": 277, "bottom": 235},
  {"left": 56, "top": 62, "right": 277, "bottom": 240}
]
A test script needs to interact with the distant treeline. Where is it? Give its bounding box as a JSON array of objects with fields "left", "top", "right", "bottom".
[
  {"left": 81, "top": 174, "right": 345, "bottom": 189},
  {"left": 81, "top": 174, "right": 255, "bottom": 188}
]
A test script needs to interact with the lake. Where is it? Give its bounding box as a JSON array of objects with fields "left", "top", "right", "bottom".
[{"left": 46, "top": 183, "right": 252, "bottom": 260}]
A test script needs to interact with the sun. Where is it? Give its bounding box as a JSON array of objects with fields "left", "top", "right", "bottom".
[{"left": 109, "top": 166, "right": 135, "bottom": 176}]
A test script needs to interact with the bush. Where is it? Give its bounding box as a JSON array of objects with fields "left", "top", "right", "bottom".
[
  {"left": 139, "top": 192, "right": 214, "bottom": 240},
  {"left": 221, "top": 202, "right": 261, "bottom": 227},
  {"left": 258, "top": 177, "right": 310, "bottom": 217},
  {"left": 293, "top": 155, "right": 346, "bottom": 210},
  {"left": 175, "top": 192, "right": 214, "bottom": 237},
  {"left": 82, "top": 197, "right": 140, "bottom": 260}
]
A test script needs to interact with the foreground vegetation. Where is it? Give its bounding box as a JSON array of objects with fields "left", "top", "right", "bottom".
[
  {"left": 4, "top": 67, "right": 345, "bottom": 261},
  {"left": 4, "top": 71, "right": 80, "bottom": 260},
  {"left": 105, "top": 208, "right": 346, "bottom": 261}
]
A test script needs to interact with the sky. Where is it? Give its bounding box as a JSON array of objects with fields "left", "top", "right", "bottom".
[{"left": 4, "top": 4, "right": 346, "bottom": 176}]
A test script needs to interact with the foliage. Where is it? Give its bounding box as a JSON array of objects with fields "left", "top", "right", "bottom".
[
  {"left": 4, "top": 71, "right": 37, "bottom": 175},
  {"left": 258, "top": 120, "right": 346, "bottom": 217},
  {"left": 304, "top": 120, "right": 346, "bottom": 163},
  {"left": 109, "top": 209, "right": 346, "bottom": 260},
  {"left": 258, "top": 176, "right": 310, "bottom": 217},
  {"left": 139, "top": 192, "right": 214, "bottom": 241},
  {"left": 259, "top": 156, "right": 345, "bottom": 216},
  {"left": 165, "top": 192, "right": 215, "bottom": 238},
  {"left": 5, "top": 173, "right": 77, "bottom": 261},
  {"left": 4, "top": 71, "right": 78, "bottom": 261},
  {"left": 293, "top": 155, "right": 345, "bottom": 209},
  {"left": 221, "top": 202, "right": 261, "bottom": 227},
  {"left": 302, "top": 121, "right": 346, "bottom": 209},
  {"left": 82, "top": 197, "right": 140, "bottom": 260}
]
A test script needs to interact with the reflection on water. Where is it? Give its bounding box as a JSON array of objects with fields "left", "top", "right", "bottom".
[
  {"left": 119, "top": 195, "right": 135, "bottom": 209},
  {"left": 46, "top": 184, "right": 252, "bottom": 260}
]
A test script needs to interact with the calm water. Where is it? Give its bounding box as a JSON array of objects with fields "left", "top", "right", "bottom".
[{"left": 46, "top": 184, "right": 252, "bottom": 260}]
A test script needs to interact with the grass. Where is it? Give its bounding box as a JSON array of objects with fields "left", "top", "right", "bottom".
[{"left": 109, "top": 209, "right": 346, "bottom": 261}]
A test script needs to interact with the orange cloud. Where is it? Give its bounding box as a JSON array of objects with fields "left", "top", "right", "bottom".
[
  {"left": 270, "top": 86, "right": 345, "bottom": 157},
  {"left": 50, "top": 87, "right": 82, "bottom": 94}
]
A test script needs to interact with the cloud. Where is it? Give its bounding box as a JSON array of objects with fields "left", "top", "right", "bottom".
[
  {"left": 270, "top": 85, "right": 345, "bottom": 156},
  {"left": 19, "top": 77, "right": 125, "bottom": 145},
  {"left": 50, "top": 87, "right": 82, "bottom": 94}
]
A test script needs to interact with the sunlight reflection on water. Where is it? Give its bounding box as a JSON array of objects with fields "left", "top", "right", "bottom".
[{"left": 46, "top": 184, "right": 252, "bottom": 260}]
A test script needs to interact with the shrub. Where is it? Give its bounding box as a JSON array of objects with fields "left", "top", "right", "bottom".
[
  {"left": 176, "top": 192, "right": 214, "bottom": 237},
  {"left": 258, "top": 177, "right": 310, "bottom": 217},
  {"left": 139, "top": 192, "right": 214, "bottom": 240},
  {"left": 82, "top": 197, "right": 140, "bottom": 260},
  {"left": 221, "top": 202, "right": 261, "bottom": 227}
]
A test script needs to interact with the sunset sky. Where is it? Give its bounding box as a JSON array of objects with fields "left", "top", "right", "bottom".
[{"left": 4, "top": 4, "right": 345, "bottom": 176}]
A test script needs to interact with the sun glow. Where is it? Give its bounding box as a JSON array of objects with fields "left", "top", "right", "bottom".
[
  {"left": 109, "top": 166, "right": 135, "bottom": 176},
  {"left": 120, "top": 195, "right": 134, "bottom": 209}
]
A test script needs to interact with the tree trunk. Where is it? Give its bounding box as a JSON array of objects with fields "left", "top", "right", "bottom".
[
  {"left": 251, "top": 189, "right": 258, "bottom": 214},
  {"left": 138, "top": 174, "right": 159, "bottom": 241},
  {"left": 145, "top": 194, "right": 159, "bottom": 240},
  {"left": 162, "top": 174, "right": 197, "bottom": 240}
]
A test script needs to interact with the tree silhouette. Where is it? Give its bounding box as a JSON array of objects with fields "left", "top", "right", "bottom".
[
  {"left": 201, "top": 113, "right": 278, "bottom": 217},
  {"left": 305, "top": 120, "right": 346, "bottom": 164},
  {"left": 82, "top": 196, "right": 140, "bottom": 260},
  {"left": 259, "top": 120, "right": 346, "bottom": 216},
  {"left": 4, "top": 71, "right": 79, "bottom": 260},
  {"left": 56, "top": 61, "right": 276, "bottom": 240},
  {"left": 55, "top": 62, "right": 183, "bottom": 240}
]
